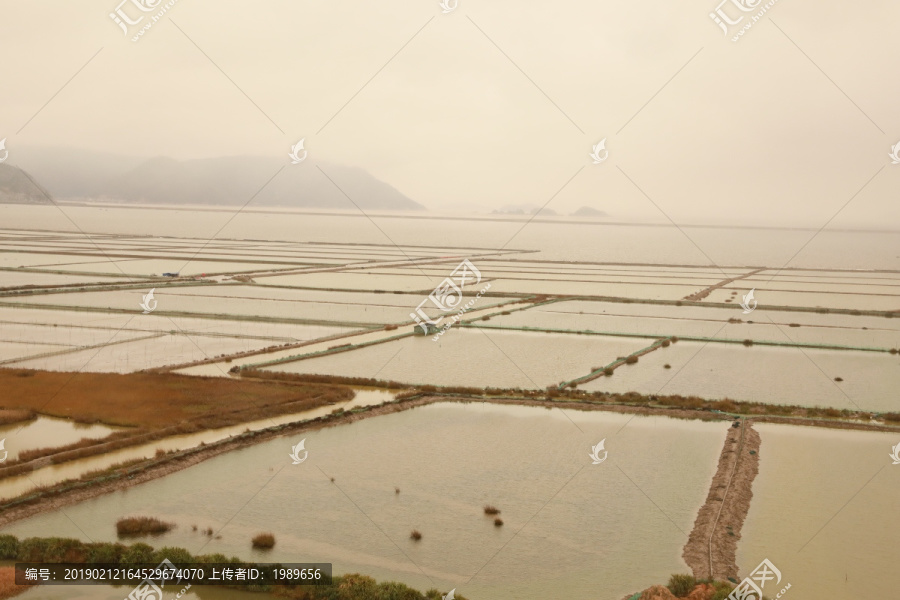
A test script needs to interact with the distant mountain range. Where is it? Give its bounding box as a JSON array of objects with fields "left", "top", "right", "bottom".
[
  {"left": 0, "top": 164, "right": 53, "bottom": 205},
  {"left": 1, "top": 147, "right": 423, "bottom": 210}
]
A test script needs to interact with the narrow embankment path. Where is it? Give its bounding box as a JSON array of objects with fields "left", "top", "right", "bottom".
[
  {"left": 682, "top": 419, "right": 761, "bottom": 581},
  {"left": 683, "top": 268, "right": 763, "bottom": 302}
]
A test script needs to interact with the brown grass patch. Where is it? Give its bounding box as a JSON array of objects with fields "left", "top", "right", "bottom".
[
  {"left": 483, "top": 505, "right": 501, "bottom": 515},
  {"left": 410, "top": 530, "right": 422, "bottom": 541},
  {"left": 0, "top": 369, "right": 350, "bottom": 428},
  {"left": 0, "top": 410, "right": 35, "bottom": 427},
  {"left": 0, "top": 369, "right": 352, "bottom": 475},
  {"left": 116, "top": 516, "right": 173, "bottom": 537},
  {"left": 252, "top": 532, "right": 275, "bottom": 549}
]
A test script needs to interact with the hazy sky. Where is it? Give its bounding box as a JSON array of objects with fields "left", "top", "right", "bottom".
[{"left": 1, "top": 0, "right": 898, "bottom": 226}]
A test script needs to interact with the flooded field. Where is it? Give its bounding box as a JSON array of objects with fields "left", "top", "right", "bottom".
[
  {"left": 0, "top": 212, "right": 898, "bottom": 598},
  {"left": 581, "top": 340, "right": 897, "bottom": 411},
  {"left": 737, "top": 424, "right": 900, "bottom": 598},
  {"left": 261, "top": 329, "right": 652, "bottom": 389},
  {"left": 0, "top": 403, "right": 729, "bottom": 600},
  {"left": 489, "top": 301, "right": 900, "bottom": 349}
]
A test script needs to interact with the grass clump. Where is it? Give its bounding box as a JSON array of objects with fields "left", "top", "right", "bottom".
[
  {"left": 742, "top": 339, "right": 753, "bottom": 347},
  {"left": 483, "top": 505, "right": 501, "bottom": 515},
  {"left": 603, "top": 367, "right": 614, "bottom": 376},
  {"left": 251, "top": 533, "right": 275, "bottom": 549},
  {"left": 667, "top": 573, "right": 697, "bottom": 597},
  {"left": 624, "top": 355, "right": 638, "bottom": 365},
  {"left": 115, "top": 517, "right": 173, "bottom": 537},
  {"left": 493, "top": 518, "right": 504, "bottom": 527},
  {"left": 410, "top": 530, "right": 422, "bottom": 541}
]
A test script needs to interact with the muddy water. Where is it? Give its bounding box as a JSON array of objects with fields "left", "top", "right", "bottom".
[
  {"left": 0, "top": 417, "right": 122, "bottom": 461},
  {"left": 737, "top": 423, "right": 900, "bottom": 599},
  {"left": 0, "top": 390, "right": 393, "bottom": 501},
  {"left": 1, "top": 403, "right": 728, "bottom": 600}
]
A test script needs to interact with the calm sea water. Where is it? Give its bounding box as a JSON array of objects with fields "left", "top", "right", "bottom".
[{"left": 2, "top": 204, "right": 899, "bottom": 269}]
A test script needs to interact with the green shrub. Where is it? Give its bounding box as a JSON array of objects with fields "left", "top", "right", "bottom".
[
  {"left": 153, "top": 546, "right": 194, "bottom": 565},
  {"left": 121, "top": 542, "right": 155, "bottom": 564},
  {"left": 667, "top": 573, "right": 697, "bottom": 597},
  {"left": 88, "top": 542, "right": 125, "bottom": 564}
]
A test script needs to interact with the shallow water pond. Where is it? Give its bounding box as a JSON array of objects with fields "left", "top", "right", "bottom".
[
  {"left": 263, "top": 328, "right": 652, "bottom": 389},
  {"left": 581, "top": 341, "right": 900, "bottom": 412},
  {"left": 0, "top": 416, "right": 123, "bottom": 461},
  {"left": 1, "top": 403, "right": 728, "bottom": 600},
  {"left": 737, "top": 423, "right": 900, "bottom": 599}
]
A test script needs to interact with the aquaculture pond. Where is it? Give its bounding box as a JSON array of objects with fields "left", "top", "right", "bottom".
[{"left": 1, "top": 403, "right": 729, "bottom": 600}]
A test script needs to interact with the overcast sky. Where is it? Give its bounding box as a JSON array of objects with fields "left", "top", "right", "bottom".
[{"left": 1, "top": 0, "right": 898, "bottom": 226}]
